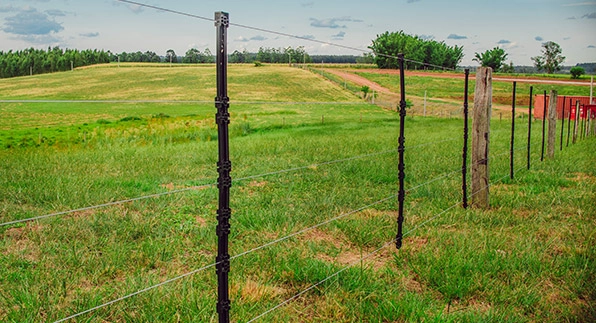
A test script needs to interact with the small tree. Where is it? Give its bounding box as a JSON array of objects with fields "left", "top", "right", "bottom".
[
  {"left": 501, "top": 61, "right": 515, "bottom": 73},
  {"left": 183, "top": 48, "right": 200, "bottom": 63},
  {"left": 165, "top": 49, "right": 177, "bottom": 64},
  {"left": 473, "top": 47, "right": 508, "bottom": 72},
  {"left": 531, "top": 41, "right": 565, "bottom": 74},
  {"left": 570, "top": 66, "right": 585, "bottom": 79},
  {"left": 361, "top": 85, "right": 370, "bottom": 99}
]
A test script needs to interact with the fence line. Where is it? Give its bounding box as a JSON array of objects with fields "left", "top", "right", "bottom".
[
  {"left": 50, "top": 163, "right": 474, "bottom": 322},
  {"left": 0, "top": 148, "right": 397, "bottom": 227},
  {"left": 52, "top": 261, "right": 219, "bottom": 323},
  {"left": 5, "top": 5, "right": 589, "bottom": 319},
  {"left": 22, "top": 102, "right": 585, "bottom": 322},
  {"left": 3, "top": 133, "right": 467, "bottom": 228},
  {"left": 245, "top": 239, "right": 395, "bottom": 323},
  {"left": 0, "top": 99, "right": 369, "bottom": 106},
  {"left": 0, "top": 99, "right": 213, "bottom": 104},
  {"left": 0, "top": 183, "right": 216, "bottom": 227}
]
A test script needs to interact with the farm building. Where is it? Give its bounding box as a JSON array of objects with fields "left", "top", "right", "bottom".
[{"left": 533, "top": 95, "right": 595, "bottom": 120}]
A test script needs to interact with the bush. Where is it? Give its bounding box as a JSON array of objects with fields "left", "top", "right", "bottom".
[
  {"left": 119, "top": 116, "right": 143, "bottom": 122},
  {"left": 570, "top": 66, "right": 585, "bottom": 79},
  {"left": 151, "top": 113, "right": 170, "bottom": 119},
  {"left": 254, "top": 61, "right": 263, "bottom": 67}
]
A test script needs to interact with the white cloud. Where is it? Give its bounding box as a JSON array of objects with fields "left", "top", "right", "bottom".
[
  {"left": 2, "top": 8, "right": 63, "bottom": 35},
  {"left": 80, "top": 32, "right": 99, "bottom": 38},
  {"left": 309, "top": 16, "right": 363, "bottom": 29},
  {"left": 447, "top": 34, "right": 467, "bottom": 40}
]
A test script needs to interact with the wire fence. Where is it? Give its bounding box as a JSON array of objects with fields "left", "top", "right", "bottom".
[{"left": 1, "top": 2, "right": 594, "bottom": 323}]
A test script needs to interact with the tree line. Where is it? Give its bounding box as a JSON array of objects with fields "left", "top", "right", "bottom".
[{"left": 0, "top": 47, "right": 110, "bottom": 78}]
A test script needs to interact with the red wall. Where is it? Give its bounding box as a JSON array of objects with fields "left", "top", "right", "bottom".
[{"left": 533, "top": 95, "right": 594, "bottom": 120}]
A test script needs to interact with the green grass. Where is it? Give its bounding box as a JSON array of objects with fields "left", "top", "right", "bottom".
[
  {"left": 0, "top": 64, "right": 594, "bottom": 322},
  {"left": 356, "top": 72, "right": 593, "bottom": 106}
]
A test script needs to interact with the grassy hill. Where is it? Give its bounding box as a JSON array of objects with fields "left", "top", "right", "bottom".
[{"left": 0, "top": 64, "right": 594, "bottom": 322}]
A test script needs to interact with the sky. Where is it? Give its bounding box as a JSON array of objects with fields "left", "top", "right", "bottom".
[{"left": 0, "top": 0, "right": 595, "bottom": 66}]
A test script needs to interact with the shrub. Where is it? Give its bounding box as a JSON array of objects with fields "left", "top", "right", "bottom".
[
  {"left": 152, "top": 113, "right": 170, "bottom": 119},
  {"left": 120, "top": 116, "right": 143, "bottom": 122},
  {"left": 570, "top": 66, "right": 585, "bottom": 79}
]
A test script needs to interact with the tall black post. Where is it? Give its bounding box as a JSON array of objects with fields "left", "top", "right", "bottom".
[
  {"left": 560, "top": 96, "right": 566, "bottom": 151},
  {"left": 510, "top": 82, "right": 516, "bottom": 179},
  {"left": 396, "top": 53, "right": 406, "bottom": 250},
  {"left": 541, "top": 90, "right": 547, "bottom": 162},
  {"left": 527, "top": 87, "right": 533, "bottom": 170},
  {"left": 579, "top": 108, "right": 586, "bottom": 139},
  {"left": 462, "top": 69, "right": 470, "bottom": 208},
  {"left": 567, "top": 97, "right": 572, "bottom": 147},
  {"left": 215, "top": 11, "right": 231, "bottom": 323}
]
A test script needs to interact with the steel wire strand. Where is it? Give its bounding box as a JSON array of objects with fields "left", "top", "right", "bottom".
[
  {"left": 245, "top": 239, "right": 395, "bottom": 323},
  {"left": 0, "top": 99, "right": 214, "bottom": 104},
  {"left": 406, "top": 137, "right": 460, "bottom": 150},
  {"left": 0, "top": 149, "right": 396, "bottom": 227},
  {"left": 52, "top": 260, "right": 219, "bottom": 323},
  {"left": 246, "top": 167, "right": 528, "bottom": 322},
  {"left": 0, "top": 99, "right": 368, "bottom": 105},
  {"left": 0, "top": 183, "right": 216, "bottom": 227},
  {"left": 49, "top": 166, "right": 467, "bottom": 322},
  {"left": 50, "top": 194, "right": 395, "bottom": 323},
  {"left": 235, "top": 164, "right": 482, "bottom": 262},
  {"left": 3, "top": 137, "right": 536, "bottom": 228},
  {"left": 114, "top": 0, "right": 460, "bottom": 72}
]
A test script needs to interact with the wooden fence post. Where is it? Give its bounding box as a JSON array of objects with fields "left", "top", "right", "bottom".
[
  {"left": 547, "top": 90, "right": 557, "bottom": 159},
  {"left": 471, "top": 67, "right": 492, "bottom": 209}
]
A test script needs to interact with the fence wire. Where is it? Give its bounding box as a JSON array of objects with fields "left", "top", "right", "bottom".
[
  {"left": 3, "top": 132, "right": 467, "bottom": 228},
  {"left": 49, "top": 163, "right": 473, "bottom": 322},
  {"left": 245, "top": 165, "right": 529, "bottom": 322},
  {"left": 115, "top": 0, "right": 461, "bottom": 72},
  {"left": 0, "top": 148, "right": 397, "bottom": 227}
]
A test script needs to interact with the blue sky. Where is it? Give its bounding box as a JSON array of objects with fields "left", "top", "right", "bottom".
[{"left": 0, "top": 0, "right": 595, "bottom": 66}]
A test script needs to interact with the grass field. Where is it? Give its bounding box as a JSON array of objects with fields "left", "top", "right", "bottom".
[
  {"left": 0, "top": 64, "right": 594, "bottom": 322},
  {"left": 354, "top": 71, "right": 593, "bottom": 107}
]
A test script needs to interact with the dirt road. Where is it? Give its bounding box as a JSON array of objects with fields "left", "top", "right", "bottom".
[{"left": 335, "top": 68, "right": 593, "bottom": 86}]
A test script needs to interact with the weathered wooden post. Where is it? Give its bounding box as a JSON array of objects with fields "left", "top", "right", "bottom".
[
  {"left": 471, "top": 67, "right": 492, "bottom": 209},
  {"left": 547, "top": 90, "right": 557, "bottom": 159}
]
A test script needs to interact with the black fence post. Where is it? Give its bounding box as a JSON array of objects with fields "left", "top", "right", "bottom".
[
  {"left": 560, "top": 96, "right": 566, "bottom": 151},
  {"left": 396, "top": 53, "right": 406, "bottom": 250},
  {"left": 579, "top": 106, "right": 586, "bottom": 139},
  {"left": 510, "top": 81, "right": 516, "bottom": 179},
  {"left": 462, "top": 69, "right": 470, "bottom": 208},
  {"left": 573, "top": 100, "right": 579, "bottom": 144},
  {"left": 541, "top": 90, "right": 547, "bottom": 162},
  {"left": 567, "top": 97, "right": 572, "bottom": 147},
  {"left": 527, "top": 86, "right": 533, "bottom": 170},
  {"left": 215, "top": 11, "right": 231, "bottom": 323}
]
